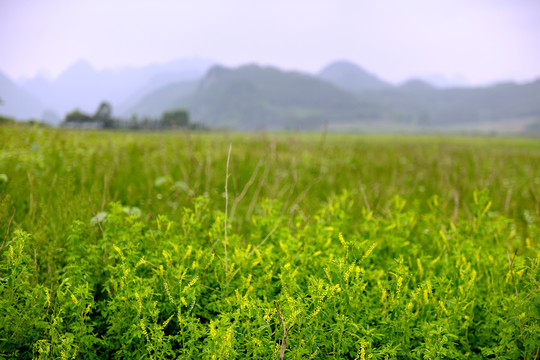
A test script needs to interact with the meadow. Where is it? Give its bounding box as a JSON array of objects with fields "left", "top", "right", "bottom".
[{"left": 0, "top": 125, "right": 539, "bottom": 359}]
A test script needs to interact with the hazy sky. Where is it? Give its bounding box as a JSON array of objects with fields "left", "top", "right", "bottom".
[{"left": 1, "top": 0, "right": 539, "bottom": 85}]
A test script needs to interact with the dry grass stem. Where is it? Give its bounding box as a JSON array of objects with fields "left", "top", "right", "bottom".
[
  {"left": 506, "top": 248, "right": 519, "bottom": 300},
  {"left": 224, "top": 144, "right": 232, "bottom": 282},
  {"left": 248, "top": 223, "right": 279, "bottom": 257},
  {"left": 247, "top": 161, "right": 270, "bottom": 219},
  {"left": 230, "top": 158, "right": 263, "bottom": 222},
  {"left": 0, "top": 207, "right": 15, "bottom": 252},
  {"left": 274, "top": 301, "right": 294, "bottom": 360},
  {"left": 87, "top": 196, "right": 104, "bottom": 235}
]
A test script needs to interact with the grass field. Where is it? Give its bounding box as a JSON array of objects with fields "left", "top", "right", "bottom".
[{"left": 1, "top": 125, "right": 539, "bottom": 359}]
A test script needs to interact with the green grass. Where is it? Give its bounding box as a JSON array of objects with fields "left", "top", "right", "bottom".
[{"left": 0, "top": 125, "right": 539, "bottom": 359}]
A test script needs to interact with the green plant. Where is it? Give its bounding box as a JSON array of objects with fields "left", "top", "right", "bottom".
[{"left": 1, "top": 127, "right": 539, "bottom": 358}]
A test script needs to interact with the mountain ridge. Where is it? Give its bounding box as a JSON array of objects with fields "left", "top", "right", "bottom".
[
  {"left": 2, "top": 58, "right": 539, "bottom": 132},
  {"left": 18, "top": 58, "right": 215, "bottom": 117},
  {"left": 0, "top": 71, "right": 45, "bottom": 120},
  {"left": 318, "top": 60, "right": 391, "bottom": 92},
  {"left": 127, "top": 62, "right": 540, "bottom": 130}
]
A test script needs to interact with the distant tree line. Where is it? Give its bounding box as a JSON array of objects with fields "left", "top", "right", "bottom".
[{"left": 62, "top": 101, "right": 205, "bottom": 130}]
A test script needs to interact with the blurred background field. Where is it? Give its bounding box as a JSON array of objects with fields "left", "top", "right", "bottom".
[{"left": 2, "top": 125, "right": 539, "bottom": 248}]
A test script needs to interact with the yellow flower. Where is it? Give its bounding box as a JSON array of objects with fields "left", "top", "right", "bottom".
[
  {"left": 45, "top": 288, "right": 51, "bottom": 308},
  {"left": 70, "top": 293, "right": 79, "bottom": 306},
  {"left": 339, "top": 232, "right": 348, "bottom": 249}
]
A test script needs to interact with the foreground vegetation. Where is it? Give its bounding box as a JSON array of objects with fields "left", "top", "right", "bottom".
[{"left": 0, "top": 126, "right": 539, "bottom": 359}]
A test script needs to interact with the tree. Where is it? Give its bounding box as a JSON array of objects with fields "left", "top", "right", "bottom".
[
  {"left": 94, "top": 101, "right": 114, "bottom": 128},
  {"left": 129, "top": 114, "right": 139, "bottom": 129},
  {"left": 161, "top": 109, "right": 189, "bottom": 128},
  {"left": 64, "top": 109, "right": 92, "bottom": 124}
]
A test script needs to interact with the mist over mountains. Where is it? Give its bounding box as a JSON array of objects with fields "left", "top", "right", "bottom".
[
  {"left": 1, "top": 58, "right": 215, "bottom": 123},
  {"left": 1, "top": 58, "right": 539, "bottom": 132},
  {"left": 0, "top": 72, "right": 45, "bottom": 120}
]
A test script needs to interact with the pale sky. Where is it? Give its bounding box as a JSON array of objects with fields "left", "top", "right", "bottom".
[{"left": 1, "top": 0, "right": 539, "bottom": 85}]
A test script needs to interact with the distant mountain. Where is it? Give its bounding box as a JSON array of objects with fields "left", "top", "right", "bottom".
[
  {"left": 124, "top": 80, "right": 198, "bottom": 118},
  {"left": 7, "top": 58, "right": 539, "bottom": 131},
  {"left": 20, "top": 58, "right": 215, "bottom": 117},
  {"left": 318, "top": 60, "right": 391, "bottom": 92},
  {"left": 125, "top": 63, "right": 540, "bottom": 130},
  {"left": 128, "top": 64, "right": 381, "bottom": 129},
  {"left": 191, "top": 65, "right": 380, "bottom": 129},
  {"left": 0, "top": 71, "right": 45, "bottom": 119},
  {"left": 117, "top": 73, "right": 202, "bottom": 116},
  {"left": 399, "top": 79, "right": 435, "bottom": 92},
  {"left": 418, "top": 73, "right": 470, "bottom": 88},
  {"left": 433, "top": 80, "right": 540, "bottom": 124},
  {"left": 358, "top": 79, "right": 540, "bottom": 126}
]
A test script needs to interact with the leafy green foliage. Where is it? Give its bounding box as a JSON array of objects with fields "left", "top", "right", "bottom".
[
  {"left": 0, "top": 193, "right": 538, "bottom": 359},
  {"left": 0, "top": 127, "right": 539, "bottom": 358}
]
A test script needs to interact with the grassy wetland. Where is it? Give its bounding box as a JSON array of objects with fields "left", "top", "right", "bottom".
[{"left": 0, "top": 125, "right": 539, "bottom": 359}]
